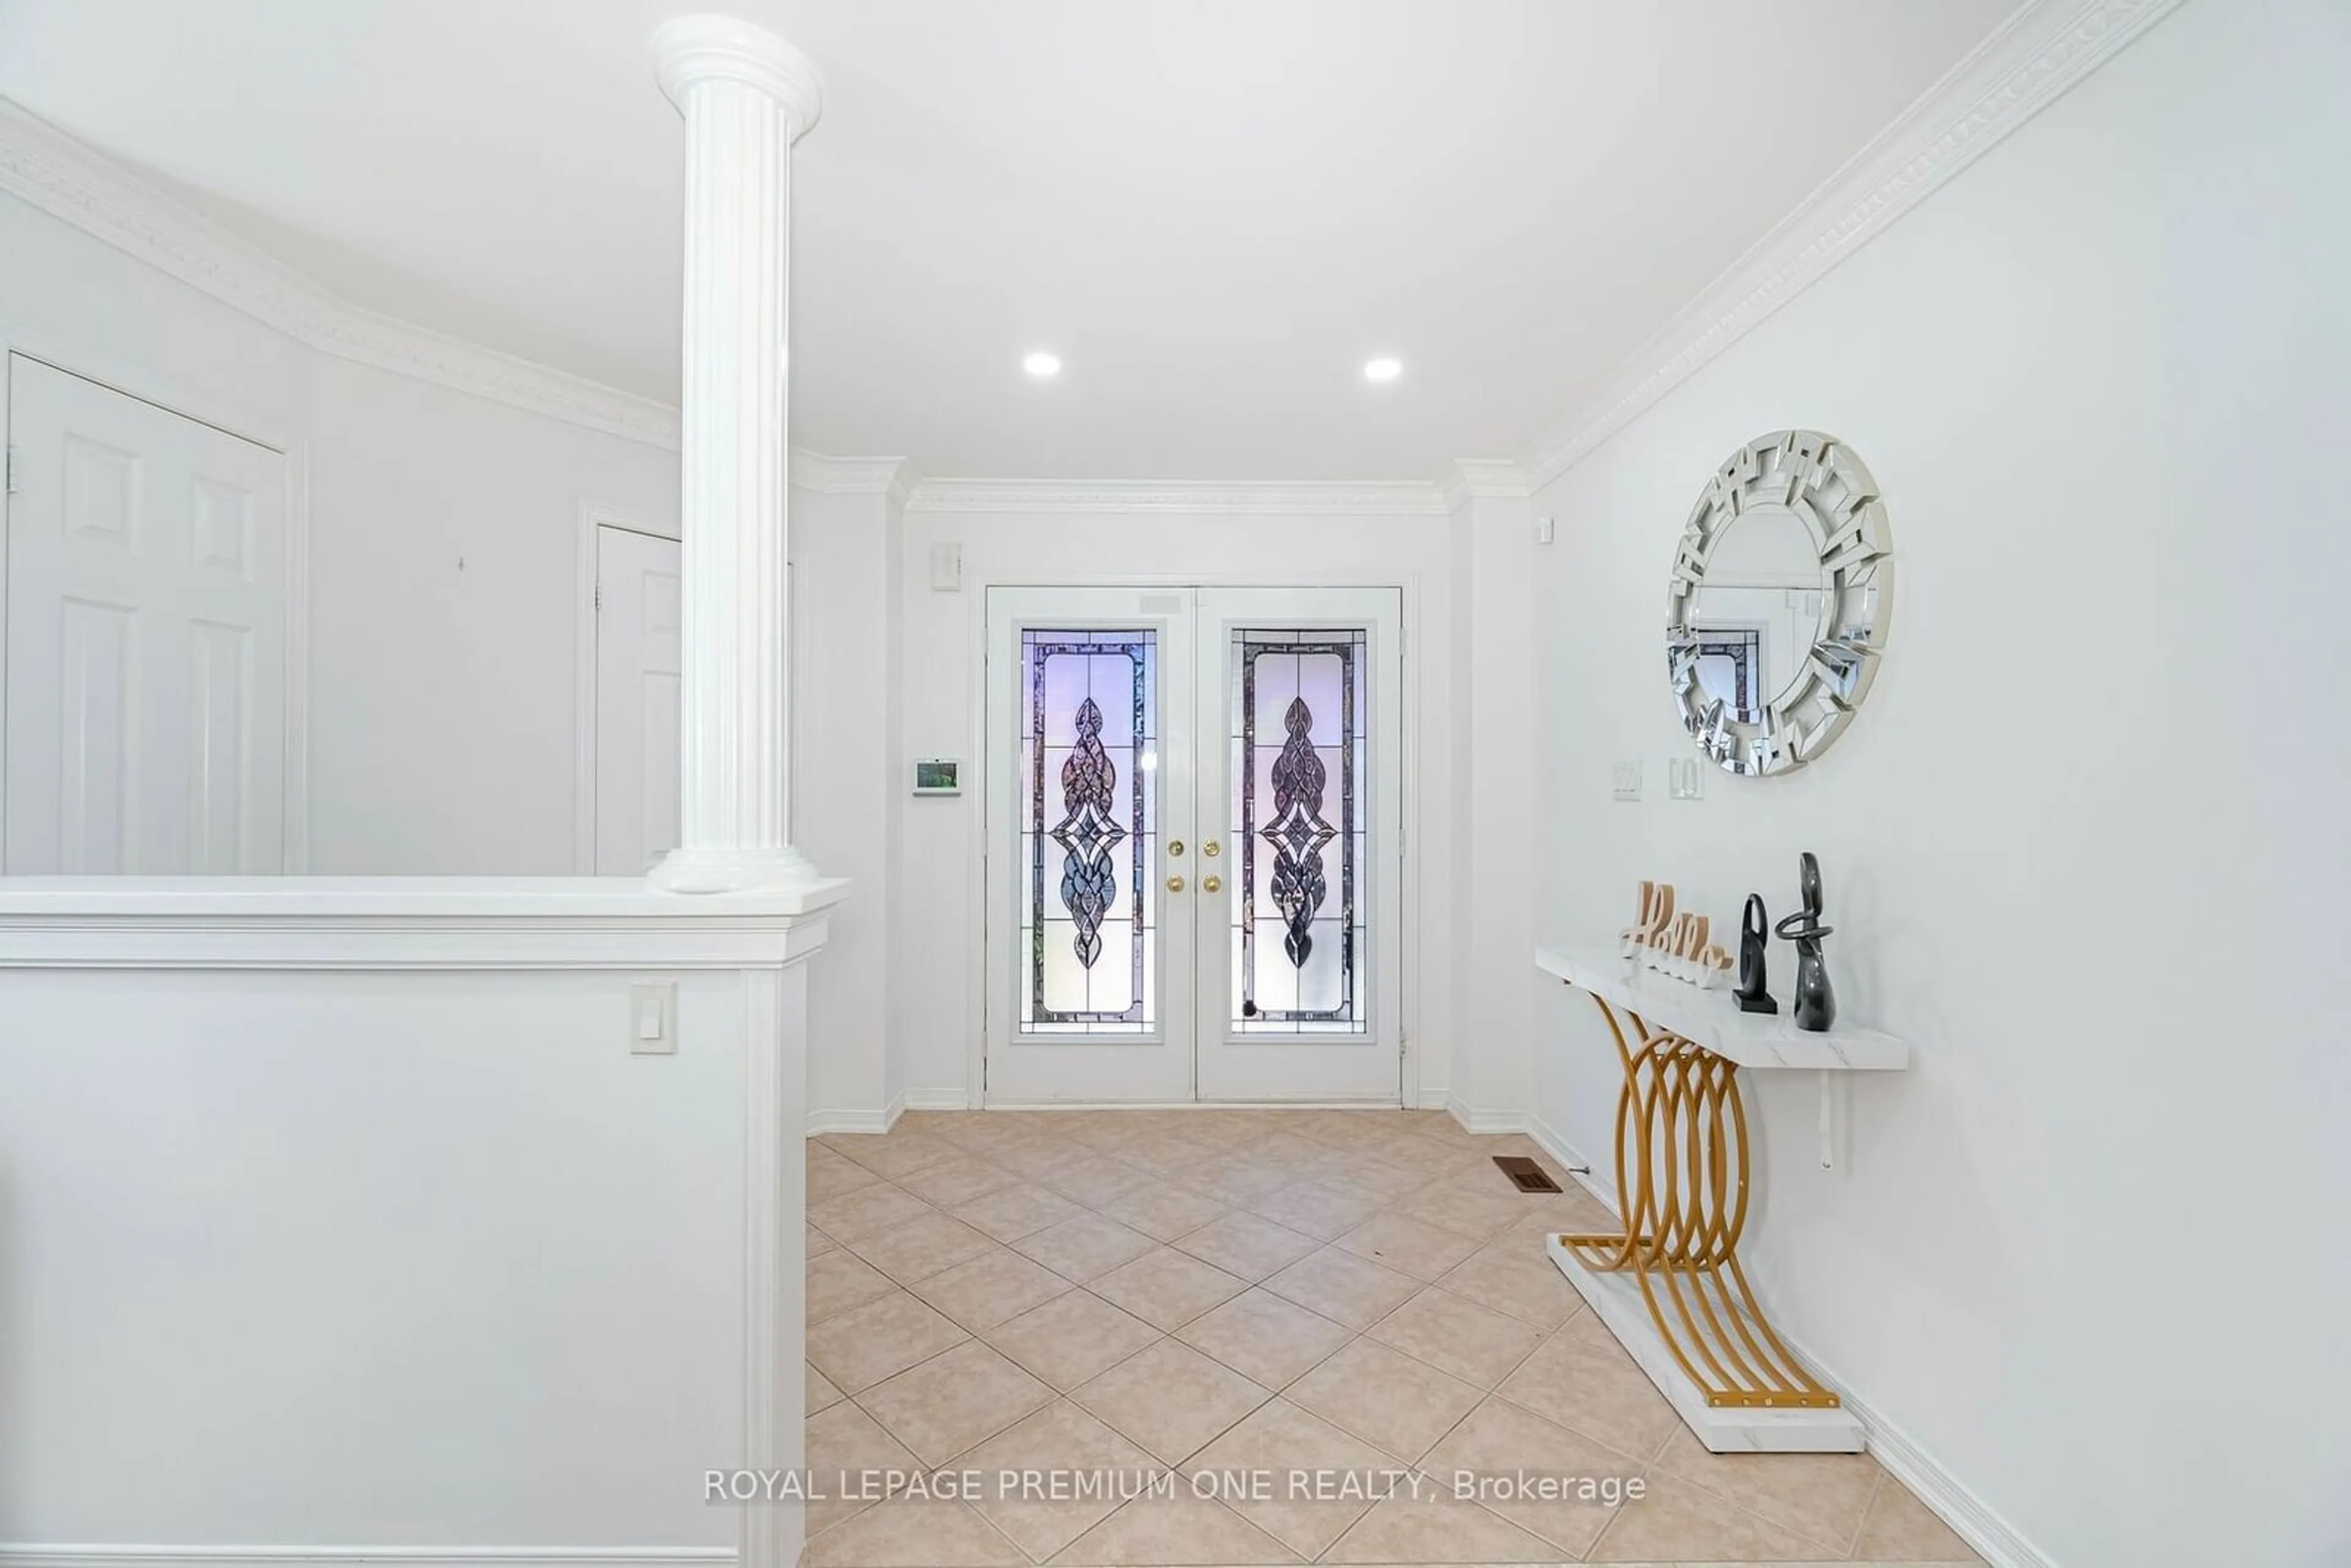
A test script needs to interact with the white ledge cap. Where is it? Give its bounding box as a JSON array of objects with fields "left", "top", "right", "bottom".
[{"left": 651, "top": 14, "right": 823, "bottom": 140}]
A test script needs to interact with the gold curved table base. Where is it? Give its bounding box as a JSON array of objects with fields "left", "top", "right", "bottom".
[{"left": 1561, "top": 991, "right": 1839, "bottom": 1411}]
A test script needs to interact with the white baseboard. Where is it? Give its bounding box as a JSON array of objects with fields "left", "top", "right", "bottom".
[
  {"left": 977, "top": 1099, "right": 1407, "bottom": 1112},
  {"left": 1511, "top": 1112, "right": 2052, "bottom": 1568},
  {"left": 1790, "top": 1346, "right": 2058, "bottom": 1568},
  {"left": 1444, "top": 1095, "right": 1524, "bottom": 1136},
  {"left": 1524, "top": 1110, "right": 1618, "bottom": 1210},
  {"left": 806, "top": 1091, "right": 905, "bottom": 1136},
  {"left": 804, "top": 1109, "right": 888, "bottom": 1135},
  {"left": 814, "top": 1093, "right": 1414, "bottom": 1125},
  {"left": 0, "top": 1551, "right": 732, "bottom": 1568}
]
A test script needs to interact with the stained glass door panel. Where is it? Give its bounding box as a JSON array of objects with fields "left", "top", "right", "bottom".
[
  {"left": 984, "top": 590, "right": 1195, "bottom": 1103},
  {"left": 1231, "top": 630, "right": 1367, "bottom": 1032},
  {"left": 984, "top": 586, "right": 1399, "bottom": 1106},
  {"left": 1021, "top": 630, "right": 1157, "bottom": 1031},
  {"left": 1193, "top": 589, "right": 1403, "bottom": 1103}
]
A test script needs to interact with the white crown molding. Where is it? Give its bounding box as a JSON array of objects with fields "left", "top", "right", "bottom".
[
  {"left": 788, "top": 451, "right": 913, "bottom": 495},
  {"left": 0, "top": 103, "right": 1505, "bottom": 509},
  {"left": 6, "top": 0, "right": 2175, "bottom": 494},
  {"left": 0, "top": 96, "right": 681, "bottom": 451},
  {"left": 1514, "top": 0, "right": 2188, "bottom": 492},
  {"left": 884, "top": 459, "right": 921, "bottom": 509},
  {"left": 1436, "top": 458, "right": 1533, "bottom": 512},
  {"left": 901, "top": 476, "right": 1455, "bottom": 517}
]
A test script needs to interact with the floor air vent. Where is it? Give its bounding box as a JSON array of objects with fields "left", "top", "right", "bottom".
[{"left": 1493, "top": 1155, "right": 1562, "bottom": 1193}]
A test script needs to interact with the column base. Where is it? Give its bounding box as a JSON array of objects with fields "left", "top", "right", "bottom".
[{"left": 649, "top": 845, "right": 819, "bottom": 895}]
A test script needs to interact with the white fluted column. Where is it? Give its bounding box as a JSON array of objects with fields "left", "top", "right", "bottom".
[{"left": 649, "top": 15, "right": 823, "bottom": 893}]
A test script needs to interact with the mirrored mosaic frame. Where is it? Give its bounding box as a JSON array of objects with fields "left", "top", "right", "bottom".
[{"left": 1666, "top": 429, "right": 1894, "bottom": 777}]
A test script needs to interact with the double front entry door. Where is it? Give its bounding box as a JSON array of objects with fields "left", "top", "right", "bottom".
[{"left": 984, "top": 587, "right": 1404, "bottom": 1105}]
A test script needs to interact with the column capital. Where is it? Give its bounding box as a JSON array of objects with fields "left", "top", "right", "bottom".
[{"left": 651, "top": 14, "right": 824, "bottom": 140}]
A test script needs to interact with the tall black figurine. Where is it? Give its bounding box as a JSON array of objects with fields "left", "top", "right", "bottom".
[
  {"left": 1771, "top": 852, "right": 1837, "bottom": 1032},
  {"left": 1733, "top": 894, "right": 1777, "bottom": 1014}
]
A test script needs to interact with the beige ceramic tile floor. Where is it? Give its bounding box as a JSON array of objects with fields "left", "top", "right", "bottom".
[{"left": 803, "top": 1109, "right": 1981, "bottom": 1568}]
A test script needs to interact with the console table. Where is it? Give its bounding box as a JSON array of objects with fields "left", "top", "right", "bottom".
[{"left": 1534, "top": 944, "right": 1908, "bottom": 1452}]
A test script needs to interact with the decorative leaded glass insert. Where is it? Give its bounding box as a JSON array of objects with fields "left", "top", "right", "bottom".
[
  {"left": 1021, "top": 629, "right": 1157, "bottom": 1033},
  {"left": 1230, "top": 628, "right": 1368, "bottom": 1034}
]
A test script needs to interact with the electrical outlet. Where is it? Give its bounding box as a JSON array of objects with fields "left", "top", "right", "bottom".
[
  {"left": 1611, "top": 760, "right": 1643, "bottom": 801},
  {"left": 629, "top": 981, "right": 678, "bottom": 1054}
]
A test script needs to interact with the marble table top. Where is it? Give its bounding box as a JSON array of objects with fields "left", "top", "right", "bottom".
[{"left": 1536, "top": 944, "right": 1908, "bottom": 1070}]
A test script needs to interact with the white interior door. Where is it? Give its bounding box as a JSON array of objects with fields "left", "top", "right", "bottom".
[
  {"left": 4, "top": 354, "right": 287, "bottom": 874},
  {"left": 984, "top": 585, "right": 1402, "bottom": 1105},
  {"left": 1193, "top": 587, "right": 1404, "bottom": 1101},
  {"left": 592, "top": 523, "right": 681, "bottom": 873}
]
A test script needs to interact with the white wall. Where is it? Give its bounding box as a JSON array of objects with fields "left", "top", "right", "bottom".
[
  {"left": 793, "top": 484, "right": 898, "bottom": 1123},
  {"left": 0, "top": 966, "right": 752, "bottom": 1548},
  {"left": 303, "top": 356, "right": 677, "bottom": 873},
  {"left": 0, "top": 176, "right": 313, "bottom": 446},
  {"left": 1526, "top": 2, "right": 2351, "bottom": 1563},
  {"left": 305, "top": 356, "right": 675, "bottom": 874},
  {"left": 893, "top": 505, "right": 1461, "bottom": 1108},
  {"left": 2, "top": 181, "right": 915, "bottom": 1136},
  {"left": 1448, "top": 487, "right": 1537, "bottom": 1126},
  {"left": 0, "top": 188, "right": 680, "bottom": 877}
]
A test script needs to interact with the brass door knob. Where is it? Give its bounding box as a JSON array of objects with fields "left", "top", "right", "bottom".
[
  {"left": 1166, "top": 875, "right": 1186, "bottom": 893},
  {"left": 1202, "top": 874, "right": 1222, "bottom": 893},
  {"left": 1202, "top": 840, "right": 1221, "bottom": 858},
  {"left": 1168, "top": 839, "right": 1185, "bottom": 857}
]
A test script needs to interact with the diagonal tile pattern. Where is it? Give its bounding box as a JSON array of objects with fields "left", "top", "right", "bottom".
[
  {"left": 1087, "top": 1245, "right": 1250, "bottom": 1331},
  {"left": 1070, "top": 1337, "right": 1272, "bottom": 1465},
  {"left": 1172, "top": 1210, "right": 1323, "bottom": 1281},
  {"left": 803, "top": 1109, "right": 1984, "bottom": 1567},
  {"left": 912, "top": 1245, "right": 1076, "bottom": 1333}
]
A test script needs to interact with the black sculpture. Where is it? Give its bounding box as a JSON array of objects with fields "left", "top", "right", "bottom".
[
  {"left": 1771, "top": 852, "right": 1837, "bottom": 1032},
  {"left": 1733, "top": 894, "right": 1777, "bottom": 1013}
]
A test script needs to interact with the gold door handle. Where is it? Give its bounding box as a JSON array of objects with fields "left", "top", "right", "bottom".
[
  {"left": 1166, "top": 875, "right": 1186, "bottom": 893},
  {"left": 1202, "top": 875, "right": 1222, "bottom": 893},
  {"left": 1168, "top": 839, "right": 1185, "bottom": 857},
  {"left": 1202, "top": 840, "right": 1221, "bottom": 858}
]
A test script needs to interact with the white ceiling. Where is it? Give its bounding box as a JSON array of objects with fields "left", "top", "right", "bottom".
[{"left": 0, "top": 1, "right": 2017, "bottom": 479}]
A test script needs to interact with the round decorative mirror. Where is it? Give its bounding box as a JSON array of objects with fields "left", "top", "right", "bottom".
[{"left": 1666, "top": 430, "right": 1892, "bottom": 776}]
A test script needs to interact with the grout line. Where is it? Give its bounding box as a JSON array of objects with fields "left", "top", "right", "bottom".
[
  {"left": 1848, "top": 1469, "right": 1889, "bottom": 1562},
  {"left": 834, "top": 1112, "right": 1916, "bottom": 1566}
]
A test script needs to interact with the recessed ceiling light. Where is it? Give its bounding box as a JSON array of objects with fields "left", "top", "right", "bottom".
[
  {"left": 1363, "top": 357, "right": 1403, "bottom": 383},
  {"left": 1023, "top": 351, "right": 1062, "bottom": 377}
]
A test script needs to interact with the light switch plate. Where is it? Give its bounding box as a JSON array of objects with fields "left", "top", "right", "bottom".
[
  {"left": 1611, "top": 760, "right": 1643, "bottom": 801},
  {"left": 1668, "top": 757, "right": 1705, "bottom": 800},
  {"left": 629, "top": 980, "right": 678, "bottom": 1054},
  {"left": 929, "top": 542, "right": 962, "bottom": 592}
]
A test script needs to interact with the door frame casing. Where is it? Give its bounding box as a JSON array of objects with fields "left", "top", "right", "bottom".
[
  {"left": 571, "top": 503, "right": 676, "bottom": 872},
  {"left": 0, "top": 332, "right": 312, "bottom": 871},
  {"left": 968, "top": 571, "right": 1428, "bottom": 1109},
  {"left": 574, "top": 506, "right": 798, "bottom": 874}
]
